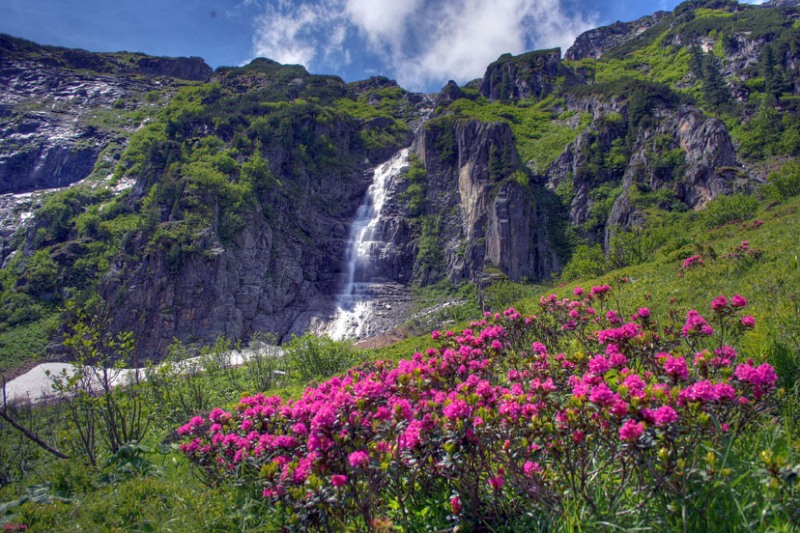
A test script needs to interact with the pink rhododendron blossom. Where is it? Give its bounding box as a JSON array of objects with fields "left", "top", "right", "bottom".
[
  {"left": 664, "top": 355, "right": 689, "bottom": 381},
  {"left": 683, "top": 255, "right": 704, "bottom": 269},
  {"left": 741, "top": 315, "right": 755, "bottom": 328},
  {"left": 588, "top": 355, "right": 611, "bottom": 375},
  {"left": 209, "top": 408, "right": 231, "bottom": 424},
  {"left": 177, "top": 288, "right": 779, "bottom": 526},
  {"left": 734, "top": 362, "right": 778, "bottom": 398},
  {"left": 588, "top": 383, "right": 617, "bottom": 407},
  {"left": 348, "top": 450, "right": 370, "bottom": 468},
  {"left": 596, "top": 323, "right": 641, "bottom": 344},
  {"left": 712, "top": 296, "right": 729, "bottom": 311},
  {"left": 611, "top": 400, "right": 629, "bottom": 417},
  {"left": 652, "top": 406, "right": 679, "bottom": 426},
  {"left": 591, "top": 284, "right": 611, "bottom": 298},
  {"left": 619, "top": 420, "right": 644, "bottom": 441},
  {"left": 682, "top": 310, "right": 713, "bottom": 336},
  {"left": 450, "top": 496, "right": 462, "bottom": 514},
  {"left": 731, "top": 294, "right": 747, "bottom": 308},
  {"left": 488, "top": 475, "right": 505, "bottom": 491},
  {"left": 523, "top": 461, "right": 541, "bottom": 477}
]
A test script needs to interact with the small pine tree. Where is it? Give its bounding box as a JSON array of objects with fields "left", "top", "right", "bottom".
[{"left": 702, "top": 53, "right": 729, "bottom": 106}]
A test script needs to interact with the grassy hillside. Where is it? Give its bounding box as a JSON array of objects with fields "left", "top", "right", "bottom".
[{"left": 1, "top": 184, "right": 798, "bottom": 533}]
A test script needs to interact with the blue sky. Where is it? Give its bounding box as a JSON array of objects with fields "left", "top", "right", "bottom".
[{"left": 0, "top": 0, "right": 768, "bottom": 92}]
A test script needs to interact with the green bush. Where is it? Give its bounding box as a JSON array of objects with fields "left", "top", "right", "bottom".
[
  {"left": 283, "top": 334, "right": 360, "bottom": 383},
  {"left": 698, "top": 193, "right": 759, "bottom": 229},
  {"left": 765, "top": 161, "right": 800, "bottom": 201},
  {"left": 560, "top": 243, "right": 606, "bottom": 281}
]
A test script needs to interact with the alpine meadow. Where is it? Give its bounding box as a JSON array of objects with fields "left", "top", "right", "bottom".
[{"left": 1, "top": 0, "right": 800, "bottom": 531}]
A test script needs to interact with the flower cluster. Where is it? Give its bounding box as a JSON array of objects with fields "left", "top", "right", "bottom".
[
  {"left": 682, "top": 255, "right": 705, "bottom": 270},
  {"left": 724, "top": 240, "right": 763, "bottom": 262},
  {"left": 179, "top": 287, "right": 778, "bottom": 530}
]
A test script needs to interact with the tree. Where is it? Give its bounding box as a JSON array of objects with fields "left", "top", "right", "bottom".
[
  {"left": 50, "top": 307, "right": 152, "bottom": 465},
  {"left": 702, "top": 53, "right": 729, "bottom": 107}
]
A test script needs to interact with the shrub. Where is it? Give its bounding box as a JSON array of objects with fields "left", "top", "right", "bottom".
[
  {"left": 179, "top": 288, "right": 778, "bottom": 531},
  {"left": 282, "top": 333, "right": 359, "bottom": 384},
  {"left": 765, "top": 161, "right": 800, "bottom": 202},
  {"left": 561, "top": 243, "right": 605, "bottom": 281},
  {"left": 698, "top": 193, "right": 759, "bottom": 229}
]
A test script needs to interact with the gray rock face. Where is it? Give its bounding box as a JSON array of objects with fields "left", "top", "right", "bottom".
[
  {"left": 762, "top": 0, "right": 800, "bottom": 7},
  {"left": 409, "top": 118, "right": 560, "bottom": 283},
  {"left": 0, "top": 35, "right": 211, "bottom": 195},
  {"left": 545, "top": 95, "right": 743, "bottom": 248},
  {"left": 565, "top": 13, "right": 670, "bottom": 61},
  {"left": 480, "top": 49, "right": 580, "bottom": 102}
]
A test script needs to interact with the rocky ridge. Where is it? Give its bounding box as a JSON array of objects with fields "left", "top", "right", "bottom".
[{"left": 1, "top": 0, "right": 800, "bottom": 362}]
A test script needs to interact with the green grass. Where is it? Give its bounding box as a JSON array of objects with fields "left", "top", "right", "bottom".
[
  {"left": 444, "top": 97, "right": 591, "bottom": 173},
  {"left": 0, "top": 314, "right": 59, "bottom": 374},
  {"left": 2, "top": 192, "right": 800, "bottom": 530}
]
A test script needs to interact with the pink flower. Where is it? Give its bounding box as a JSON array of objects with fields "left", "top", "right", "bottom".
[
  {"left": 683, "top": 255, "right": 704, "bottom": 269},
  {"left": 399, "top": 420, "right": 424, "bottom": 449},
  {"left": 523, "top": 461, "right": 542, "bottom": 477},
  {"left": 209, "top": 408, "right": 231, "bottom": 424},
  {"left": 622, "top": 374, "right": 647, "bottom": 398},
  {"left": 741, "top": 315, "right": 755, "bottom": 328},
  {"left": 712, "top": 296, "right": 729, "bottom": 311},
  {"left": 682, "top": 310, "right": 713, "bottom": 337},
  {"left": 588, "top": 355, "right": 611, "bottom": 375},
  {"left": 443, "top": 400, "right": 472, "bottom": 421},
  {"left": 652, "top": 406, "right": 679, "bottom": 426},
  {"left": 591, "top": 284, "right": 611, "bottom": 298},
  {"left": 731, "top": 295, "right": 747, "bottom": 308},
  {"left": 637, "top": 307, "right": 651, "bottom": 319},
  {"left": 734, "top": 362, "right": 778, "bottom": 398},
  {"left": 488, "top": 475, "right": 505, "bottom": 491},
  {"left": 664, "top": 355, "right": 689, "bottom": 381},
  {"left": 588, "top": 383, "right": 617, "bottom": 407},
  {"left": 611, "top": 400, "right": 629, "bottom": 417},
  {"left": 348, "top": 450, "right": 370, "bottom": 468},
  {"left": 574, "top": 286, "right": 585, "bottom": 297},
  {"left": 450, "top": 496, "right": 462, "bottom": 514},
  {"left": 619, "top": 420, "right": 644, "bottom": 442},
  {"left": 331, "top": 474, "right": 347, "bottom": 487}
]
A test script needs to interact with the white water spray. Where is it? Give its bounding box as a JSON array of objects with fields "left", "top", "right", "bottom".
[{"left": 326, "top": 148, "right": 410, "bottom": 339}]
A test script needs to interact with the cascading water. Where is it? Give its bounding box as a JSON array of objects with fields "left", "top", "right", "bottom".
[{"left": 325, "top": 148, "right": 410, "bottom": 339}]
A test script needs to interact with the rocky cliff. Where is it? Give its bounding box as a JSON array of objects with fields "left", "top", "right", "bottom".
[
  {"left": 565, "top": 12, "right": 670, "bottom": 61},
  {"left": 1, "top": 0, "right": 800, "bottom": 363},
  {"left": 480, "top": 49, "right": 582, "bottom": 102},
  {"left": 0, "top": 35, "right": 211, "bottom": 194}
]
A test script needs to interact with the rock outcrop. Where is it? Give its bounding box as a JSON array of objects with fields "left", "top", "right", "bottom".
[
  {"left": 565, "top": 13, "right": 670, "bottom": 61},
  {"left": 0, "top": 34, "right": 211, "bottom": 195},
  {"left": 480, "top": 49, "right": 581, "bottom": 102},
  {"left": 409, "top": 117, "right": 560, "bottom": 283}
]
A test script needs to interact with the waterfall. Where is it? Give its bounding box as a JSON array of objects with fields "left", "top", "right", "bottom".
[{"left": 326, "top": 148, "right": 410, "bottom": 339}]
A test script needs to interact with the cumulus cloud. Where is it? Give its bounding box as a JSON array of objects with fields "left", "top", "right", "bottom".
[
  {"left": 251, "top": 0, "right": 341, "bottom": 67},
  {"left": 250, "top": 0, "right": 596, "bottom": 91},
  {"left": 343, "top": 0, "right": 423, "bottom": 48}
]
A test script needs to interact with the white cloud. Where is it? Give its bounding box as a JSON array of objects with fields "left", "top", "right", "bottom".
[
  {"left": 250, "top": 0, "right": 596, "bottom": 91},
  {"left": 343, "top": 0, "right": 423, "bottom": 48},
  {"left": 252, "top": 0, "right": 344, "bottom": 67}
]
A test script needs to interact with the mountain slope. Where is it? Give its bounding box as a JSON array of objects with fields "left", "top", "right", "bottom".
[{"left": 1, "top": 0, "right": 800, "bottom": 365}]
